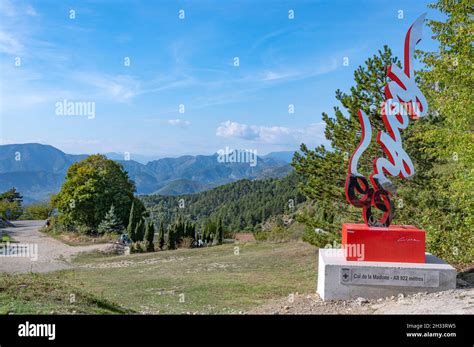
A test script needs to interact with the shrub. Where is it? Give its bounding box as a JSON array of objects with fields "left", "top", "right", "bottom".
[
  {"left": 0, "top": 200, "right": 22, "bottom": 221},
  {"left": 179, "top": 237, "right": 193, "bottom": 249},
  {"left": 131, "top": 241, "right": 147, "bottom": 253},
  {"left": 21, "top": 201, "right": 53, "bottom": 220}
]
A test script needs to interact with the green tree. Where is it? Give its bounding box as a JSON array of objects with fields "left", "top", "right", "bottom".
[
  {"left": 408, "top": 0, "right": 473, "bottom": 263},
  {"left": 21, "top": 201, "right": 53, "bottom": 220},
  {"left": 292, "top": 46, "right": 401, "bottom": 246},
  {"left": 291, "top": 2, "right": 473, "bottom": 264},
  {"left": 167, "top": 226, "right": 176, "bottom": 250},
  {"left": 202, "top": 219, "right": 217, "bottom": 244},
  {"left": 126, "top": 198, "right": 147, "bottom": 241},
  {"left": 97, "top": 205, "right": 124, "bottom": 235},
  {"left": 144, "top": 221, "right": 155, "bottom": 252},
  {"left": 0, "top": 188, "right": 23, "bottom": 220},
  {"left": 0, "top": 188, "right": 23, "bottom": 204},
  {"left": 134, "top": 218, "right": 145, "bottom": 242},
  {"left": 158, "top": 221, "right": 166, "bottom": 250},
  {"left": 52, "top": 155, "right": 135, "bottom": 232},
  {"left": 216, "top": 218, "right": 223, "bottom": 245},
  {"left": 140, "top": 173, "right": 304, "bottom": 233},
  {"left": 0, "top": 200, "right": 21, "bottom": 221},
  {"left": 127, "top": 202, "right": 137, "bottom": 241}
]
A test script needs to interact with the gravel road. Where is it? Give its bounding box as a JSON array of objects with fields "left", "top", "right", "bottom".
[{"left": 0, "top": 220, "right": 110, "bottom": 273}]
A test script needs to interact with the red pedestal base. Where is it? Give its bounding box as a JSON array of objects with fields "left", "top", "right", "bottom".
[{"left": 341, "top": 224, "right": 425, "bottom": 263}]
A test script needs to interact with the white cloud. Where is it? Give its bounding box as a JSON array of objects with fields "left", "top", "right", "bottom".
[
  {"left": 139, "top": 76, "right": 196, "bottom": 95},
  {"left": 0, "top": 64, "right": 142, "bottom": 111},
  {"left": 216, "top": 121, "right": 260, "bottom": 140},
  {"left": 0, "top": 63, "right": 73, "bottom": 111},
  {"left": 0, "top": 31, "right": 23, "bottom": 55},
  {"left": 262, "top": 71, "right": 293, "bottom": 81},
  {"left": 72, "top": 72, "right": 140, "bottom": 102},
  {"left": 216, "top": 120, "right": 326, "bottom": 146},
  {"left": 167, "top": 119, "right": 190, "bottom": 128}
]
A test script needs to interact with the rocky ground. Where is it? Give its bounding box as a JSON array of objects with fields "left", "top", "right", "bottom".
[{"left": 249, "top": 272, "right": 474, "bottom": 314}]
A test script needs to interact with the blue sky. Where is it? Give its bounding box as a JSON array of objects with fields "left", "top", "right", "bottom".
[{"left": 0, "top": 0, "right": 441, "bottom": 158}]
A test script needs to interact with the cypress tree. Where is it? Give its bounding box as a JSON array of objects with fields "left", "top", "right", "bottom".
[
  {"left": 135, "top": 218, "right": 145, "bottom": 242},
  {"left": 127, "top": 202, "right": 136, "bottom": 241},
  {"left": 167, "top": 225, "right": 176, "bottom": 250},
  {"left": 216, "top": 218, "right": 223, "bottom": 245},
  {"left": 144, "top": 221, "right": 155, "bottom": 252},
  {"left": 203, "top": 222, "right": 210, "bottom": 244},
  {"left": 158, "top": 221, "right": 165, "bottom": 250}
]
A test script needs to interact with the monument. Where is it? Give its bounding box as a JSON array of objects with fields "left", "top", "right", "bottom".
[{"left": 317, "top": 14, "right": 457, "bottom": 301}]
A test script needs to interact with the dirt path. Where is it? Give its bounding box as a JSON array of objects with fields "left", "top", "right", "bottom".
[{"left": 0, "top": 220, "right": 111, "bottom": 273}]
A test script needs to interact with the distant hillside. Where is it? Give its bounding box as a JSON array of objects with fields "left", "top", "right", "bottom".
[
  {"left": 104, "top": 152, "right": 160, "bottom": 164},
  {"left": 263, "top": 151, "right": 298, "bottom": 163},
  {"left": 0, "top": 171, "right": 64, "bottom": 204},
  {"left": 0, "top": 144, "right": 296, "bottom": 202},
  {"left": 155, "top": 179, "right": 210, "bottom": 196},
  {"left": 0, "top": 144, "right": 86, "bottom": 202},
  {"left": 256, "top": 164, "right": 293, "bottom": 179},
  {"left": 141, "top": 173, "right": 305, "bottom": 232},
  {"left": 0, "top": 143, "right": 86, "bottom": 174}
]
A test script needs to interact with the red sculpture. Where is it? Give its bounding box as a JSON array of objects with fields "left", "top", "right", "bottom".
[{"left": 345, "top": 14, "right": 428, "bottom": 228}]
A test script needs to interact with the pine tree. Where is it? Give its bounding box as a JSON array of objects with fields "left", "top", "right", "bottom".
[
  {"left": 97, "top": 205, "right": 123, "bottom": 235},
  {"left": 292, "top": 46, "right": 402, "bottom": 246},
  {"left": 0, "top": 187, "right": 23, "bottom": 204},
  {"left": 144, "top": 221, "right": 155, "bottom": 252},
  {"left": 158, "top": 221, "right": 166, "bottom": 250},
  {"left": 139, "top": 173, "right": 304, "bottom": 233}
]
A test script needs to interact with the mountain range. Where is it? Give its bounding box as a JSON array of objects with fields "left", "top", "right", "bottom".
[{"left": 0, "top": 144, "right": 295, "bottom": 203}]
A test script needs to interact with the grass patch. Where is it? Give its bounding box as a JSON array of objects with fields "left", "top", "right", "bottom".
[
  {"left": 1, "top": 235, "right": 12, "bottom": 243},
  {"left": 0, "top": 272, "right": 133, "bottom": 314},
  {"left": 71, "top": 250, "right": 120, "bottom": 264},
  {"left": 69, "top": 241, "right": 317, "bottom": 314},
  {"left": 0, "top": 231, "right": 14, "bottom": 243},
  {"left": 41, "top": 227, "right": 118, "bottom": 247},
  {"left": 1, "top": 241, "right": 317, "bottom": 314}
]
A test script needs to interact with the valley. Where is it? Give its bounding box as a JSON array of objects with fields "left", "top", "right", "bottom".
[{"left": 0, "top": 143, "right": 295, "bottom": 202}]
